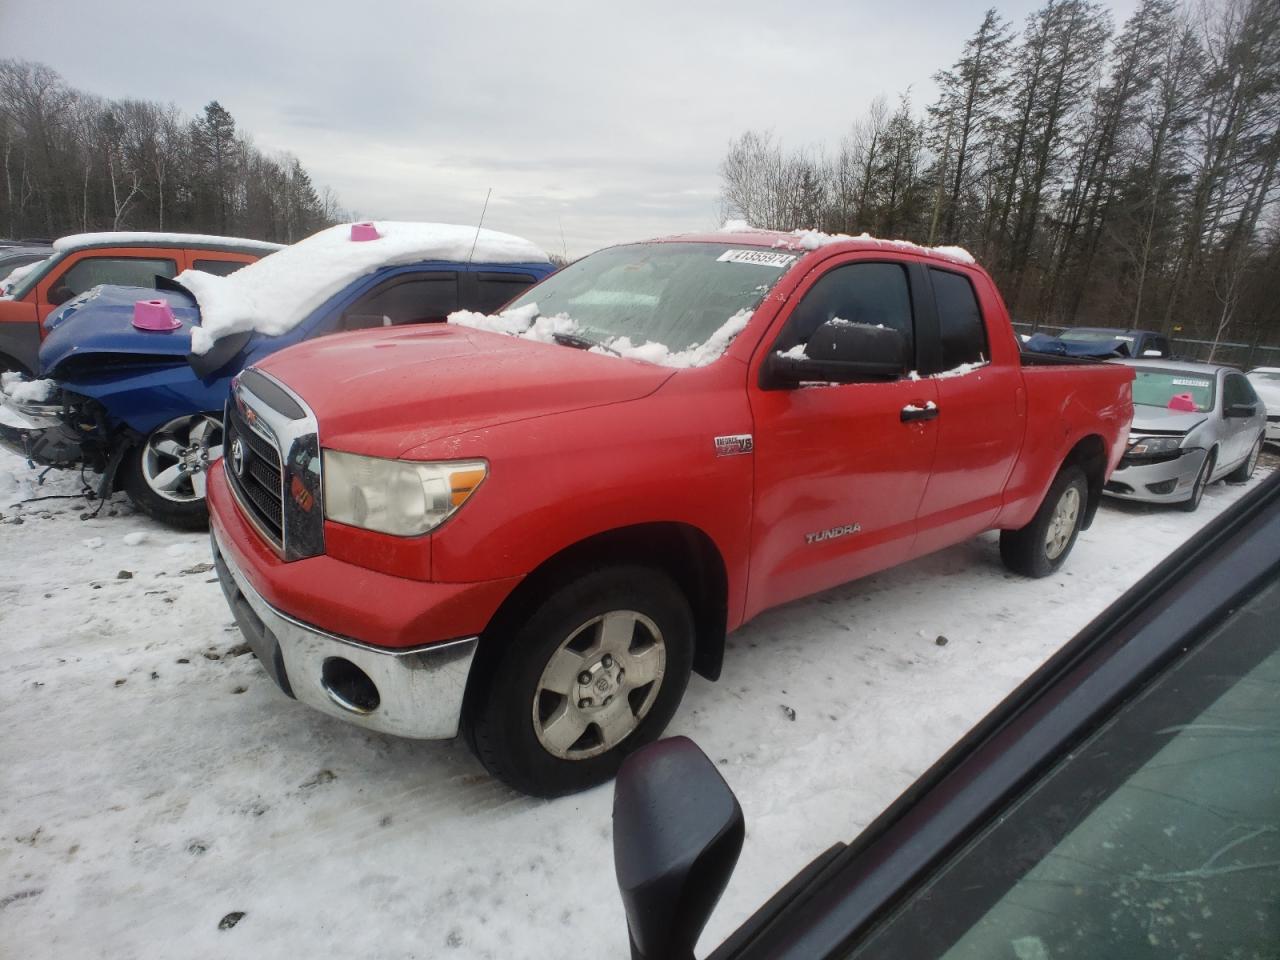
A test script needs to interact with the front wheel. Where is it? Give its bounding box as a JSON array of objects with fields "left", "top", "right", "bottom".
[
  {"left": 119, "top": 413, "right": 223, "bottom": 530},
  {"left": 1225, "top": 435, "right": 1262, "bottom": 484},
  {"left": 1177, "top": 450, "right": 1215, "bottom": 513},
  {"left": 1000, "top": 465, "right": 1088, "bottom": 578},
  {"left": 464, "top": 565, "right": 694, "bottom": 797}
]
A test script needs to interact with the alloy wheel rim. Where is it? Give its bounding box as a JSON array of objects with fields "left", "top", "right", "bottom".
[
  {"left": 1044, "top": 486, "right": 1081, "bottom": 560},
  {"left": 532, "top": 610, "right": 666, "bottom": 760},
  {"left": 141, "top": 414, "right": 224, "bottom": 503}
]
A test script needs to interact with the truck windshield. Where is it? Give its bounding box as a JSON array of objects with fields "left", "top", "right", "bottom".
[
  {"left": 1131, "top": 368, "right": 1215, "bottom": 412},
  {"left": 502, "top": 242, "right": 795, "bottom": 354}
]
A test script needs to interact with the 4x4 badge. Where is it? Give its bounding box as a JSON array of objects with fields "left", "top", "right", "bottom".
[{"left": 715, "top": 434, "right": 753, "bottom": 457}]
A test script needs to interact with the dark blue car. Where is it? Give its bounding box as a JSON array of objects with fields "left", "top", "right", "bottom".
[{"left": 0, "top": 222, "right": 553, "bottom": 528}]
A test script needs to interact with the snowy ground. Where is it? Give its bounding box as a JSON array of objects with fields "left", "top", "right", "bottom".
[{"left": 1, "top": 446, "right": 1273, "bottom": 959}]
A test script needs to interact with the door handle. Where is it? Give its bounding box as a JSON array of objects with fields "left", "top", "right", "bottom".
[{"left": 900, "top": 402, "right": 939, "bottom": 423}]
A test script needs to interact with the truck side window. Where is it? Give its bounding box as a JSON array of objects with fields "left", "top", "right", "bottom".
[
  {"left": 474, "top": 272, "right": 538, "bottom": 314},
  {"left": 192, "top": 258, "right": 249, "bottom": 277},
  {"left": 49, "top": 256, "right": 178, "bottom": 304},
  {"left": 341, "top": 274, "right": 459, "bottom": 330},
  {"left": 774, "top": 262, "right": 913, "bottom": 361},
  {"left": 929, "top": 268, "right": 987, "bottom": 370}
]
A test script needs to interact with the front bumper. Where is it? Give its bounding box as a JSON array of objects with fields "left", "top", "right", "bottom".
[
  {"left": 0, "top": 394, "right": 82, "bottom": 466},
  {"left": 212, "top": 526, "right": 479, "bottom": 739},
  {"left": 1103, "top": 447, "right": 1207, "bottom": 504}
]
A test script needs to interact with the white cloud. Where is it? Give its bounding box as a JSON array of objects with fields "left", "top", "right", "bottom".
[{"left": 3, "top": 0, "right": 1140, "bottom": 256}]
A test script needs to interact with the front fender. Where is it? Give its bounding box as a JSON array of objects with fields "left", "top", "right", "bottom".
[{"left": 63, "top": 364, "right": 234, "bottom": 435}]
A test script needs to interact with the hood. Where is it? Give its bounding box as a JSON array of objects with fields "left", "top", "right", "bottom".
[
  {"left": 1130, "top": 404, "right": 1208, "bottom": 434},
  {"left": 39, "top": 284, "right": 201, "bottom": 375},
  {"left": 1249, "top": 381, "right": 1280, "bottom": 411},
  {"left": 254, "top": 324, "right": 676, "bottom": 457}
]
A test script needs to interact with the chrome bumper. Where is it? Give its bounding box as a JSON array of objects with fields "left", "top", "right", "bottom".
[{"left": 211, "top": 528, "right": 479, "bottom": 740}]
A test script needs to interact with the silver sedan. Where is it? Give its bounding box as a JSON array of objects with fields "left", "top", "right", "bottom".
[{"left": 1104, "top": 359, "right": 1267, "bottom": 511}]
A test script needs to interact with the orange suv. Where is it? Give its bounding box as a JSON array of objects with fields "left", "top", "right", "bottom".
[{"left": 0, "top": 231, "right": 281, "bottom": 374}]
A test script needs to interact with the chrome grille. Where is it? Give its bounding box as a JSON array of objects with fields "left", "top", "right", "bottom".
[
  {"left": 226, "top": 369, "right": 324, "bottom": 561},
  {"left": 226, "top": 403, "right": 284, "bottom": 545}
]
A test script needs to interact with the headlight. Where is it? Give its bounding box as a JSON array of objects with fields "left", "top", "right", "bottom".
[
  {"left": 1128, "top": 436, "right": 1182, "bottom": 457},
  {"left": 322, "top": 450, "right": 487, "bottom": 536}
]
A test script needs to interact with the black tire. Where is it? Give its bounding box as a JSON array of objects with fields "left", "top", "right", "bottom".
[
  {"left": 1178, "top": 450, "right": 1216, "bottom": 512},
  {"left": 1224, "top": 434, "right": 1262, "bottom": 484},
  {"left": 1000, "top": 465, "right": 1088, "bottom": 578},
  {"left": 464, "top": 565, "right": 694, "bottom": 797}
]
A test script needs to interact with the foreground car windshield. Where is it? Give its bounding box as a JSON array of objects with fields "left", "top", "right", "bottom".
[
  {"left": 1131, "top": 368, "right": 1215, "bottom": 412},
  {"left": 503, "top": 241, "right": 792, "bottom": 352}
]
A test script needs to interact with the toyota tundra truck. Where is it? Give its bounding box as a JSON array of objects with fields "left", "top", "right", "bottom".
[{"left": 206, "top": 229, "right": 1134, "bottom": 797}]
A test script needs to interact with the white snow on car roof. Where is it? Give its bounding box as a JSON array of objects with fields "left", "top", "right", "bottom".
[
  {"left": 52, "top": 232, "right": 284, "bottom": 254},
  {"left": 784, "top": 228, "right": 977, "bottom": 265},
  {"left": 185, "top": 221, "right": 550, "bottom": 354}
]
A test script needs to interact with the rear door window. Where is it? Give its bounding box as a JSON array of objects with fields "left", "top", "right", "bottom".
[
  {"left": 341, "top": 273, "right": 459, "bottom": 330},
  {"left": 929, "top": 268, "right": 987, "bottom": 370},
  {"left": 774, "top": 261, "right": 914, "bottom": 367},
  {"left": 473, "top": 272, "right": 539, "bottom": 314},
  {"left": 192, "top": 258, "right": 250, "bottom": 277},
  {"left": 49, "top": 255, "right": 178, "bottom": 304}
]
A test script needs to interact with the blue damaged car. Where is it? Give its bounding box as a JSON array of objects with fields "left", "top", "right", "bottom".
[{"left": 0, "top": 221, "right": 553, "bottom": 529}]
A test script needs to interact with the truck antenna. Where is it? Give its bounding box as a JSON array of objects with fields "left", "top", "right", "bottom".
[{"left": 467, "top": 188, "right": 493, "bottom": 265}]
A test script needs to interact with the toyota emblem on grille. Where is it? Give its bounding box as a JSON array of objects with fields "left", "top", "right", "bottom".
[{"left": 230, "top": 437, "right": 246, "bottom": 478}]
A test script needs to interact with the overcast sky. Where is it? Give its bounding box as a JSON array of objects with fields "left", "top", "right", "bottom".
[{"left": 3, "top": 0, "right": 1138, "bottom": 257}]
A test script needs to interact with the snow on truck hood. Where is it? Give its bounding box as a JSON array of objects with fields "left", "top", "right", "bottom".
[
  {"left": 181, "top": 221, "right": 549, "bottom": 355},
  {"left": 252, "top": 323, "right": 673, "bottom": 458}
]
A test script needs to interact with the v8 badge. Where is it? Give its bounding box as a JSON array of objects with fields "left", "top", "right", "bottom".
[{"left": 714, "top": 434, "right": 754, "bottom": 457}]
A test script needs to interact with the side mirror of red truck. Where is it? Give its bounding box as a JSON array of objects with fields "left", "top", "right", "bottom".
[
  {"left": 613, "top": 737, "right": 745, "bottom": 960},
  {"left": 763, "top": 319, "right": 907, "bottom": 389}
]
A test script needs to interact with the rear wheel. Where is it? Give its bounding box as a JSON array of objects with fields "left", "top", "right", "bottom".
[
  {"left": 1000, "top": 465, "right": 1088, "bottom": 578},
  {"left": 464, "top": 565, "right": 694, "bottom": 797},
  {"left": 119, "top": 413, "right": 223, "bottom": 530},
  {"left": 1225, "top": 435, "right": 1262, "bottom": 484},
  {"left": 1178, "top": 450, "right": 1215, "bottom": 513}
]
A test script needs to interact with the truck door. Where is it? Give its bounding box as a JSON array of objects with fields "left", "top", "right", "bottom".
[
  {"left": 745, "top": 256, "right": 939, "bottom": 618},
  {"left": 911, "top": 266, "right": 1024, "bottom": 556}
]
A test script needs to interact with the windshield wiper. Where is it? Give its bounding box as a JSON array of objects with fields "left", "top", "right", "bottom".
[{"left": 551, "top": 331, "right": 620, "bottom": 356}]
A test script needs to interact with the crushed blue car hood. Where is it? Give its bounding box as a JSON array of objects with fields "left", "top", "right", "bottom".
[{"left": 40, "top": 284, "right": 201, "bottom": 375}]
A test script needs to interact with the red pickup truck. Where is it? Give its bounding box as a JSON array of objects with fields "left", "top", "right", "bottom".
[{"left": 207, "top": 230, "right": 1134, "bottom": 796}]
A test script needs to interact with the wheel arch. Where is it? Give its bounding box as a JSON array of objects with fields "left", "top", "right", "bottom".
[
  {"left": 1062, "top": 434, "right": 1108, "bottom": 530},
  {"left": 473, "top": 521, "right": 731, "bottom": 688}
]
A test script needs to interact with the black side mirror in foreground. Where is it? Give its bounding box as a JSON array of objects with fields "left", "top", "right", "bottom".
[
  {"left": 613, "top": 737, "right": 745, "bottom": 960},
  {"left": 1225, "top": 402, "right": 1257, "bottom": 419}
]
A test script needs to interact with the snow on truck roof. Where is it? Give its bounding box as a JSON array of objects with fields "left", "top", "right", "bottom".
[
  {"left": 186, "top": 221, "right": 550, "bottom": 354},
  {"left": 655, "top": 222, "right": 979, "bottom": 267},
  {"left": 52, "top": 231, "right": 284, "bottom": 254}
]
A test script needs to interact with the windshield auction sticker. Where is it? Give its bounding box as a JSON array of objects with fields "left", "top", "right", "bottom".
[{"left": 717, "top": 249, "right": 797, "bottom": 269}]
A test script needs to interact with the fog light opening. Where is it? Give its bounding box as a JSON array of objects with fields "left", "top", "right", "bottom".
[{"left": 321, "top": 657, "right": 380, "bottom": 714}]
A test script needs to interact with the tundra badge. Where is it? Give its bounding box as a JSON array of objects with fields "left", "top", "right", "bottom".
[
  {"left": 806, "top": 523, "right": 861, "bottom": 545},
  {"left": 715, "top": 434, "right": 754, "bottom": 457}
]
